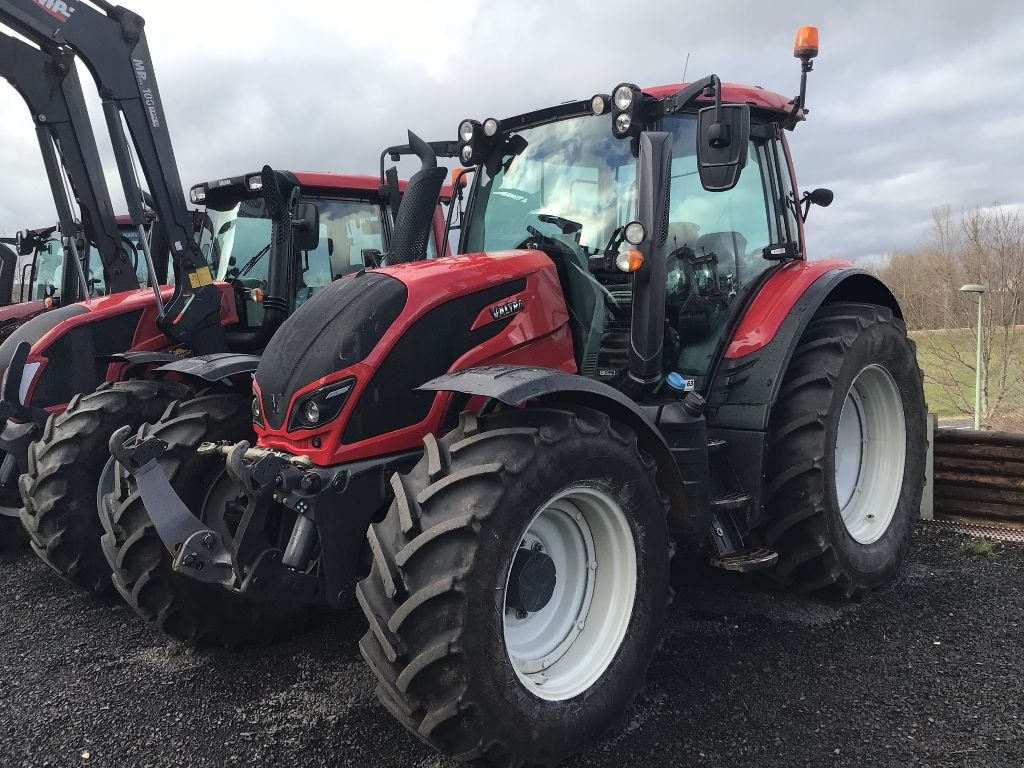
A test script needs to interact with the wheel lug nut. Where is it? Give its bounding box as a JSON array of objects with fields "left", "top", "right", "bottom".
[
  {"left": 532, "top": 542, "right": 544, "bottom": 552},
  {"left": 516, "top": 609, "right": 528, "bottom": 620}
]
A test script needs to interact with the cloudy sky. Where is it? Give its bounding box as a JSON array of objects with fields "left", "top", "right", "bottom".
[{"left": 1, "top": 0, "right": 1022, "bottom": 262}]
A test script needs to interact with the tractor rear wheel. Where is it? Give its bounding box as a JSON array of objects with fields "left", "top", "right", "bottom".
[
  {"left": 100, "top": 391, "right": 309, "bottom": 648},
  {"left": 18, "top": 380, "right": 191, "bottom": 592},
  {"left": 358, "top": 405, "right": 670, "bottom": 766},
  {"left": 761, "top": 302, "right": 926, "bottom": 597}
]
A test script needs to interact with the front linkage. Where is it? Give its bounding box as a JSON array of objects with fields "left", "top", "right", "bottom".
[{"left": 108, "top": 427, "right": 419, "bottom": 607}]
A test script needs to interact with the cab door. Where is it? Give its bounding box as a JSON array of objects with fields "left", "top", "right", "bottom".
[{"left": 660, "top": 117, "right": 798, "bottom": 392}]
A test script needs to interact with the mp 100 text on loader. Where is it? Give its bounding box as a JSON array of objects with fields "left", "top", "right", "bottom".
[{"left": 110, "top": 28, "right": 926, "bottom": 765}]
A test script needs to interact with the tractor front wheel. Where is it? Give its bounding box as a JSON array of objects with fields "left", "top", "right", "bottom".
[
  {"left": 19, "top": 380, "right": 191, "bottom": 591},
  {"left": 358, "top": 405, "right": 670, "bottom": 766},
  {"left": 762, "top": 302, "right": 926, "bottom": 597}
]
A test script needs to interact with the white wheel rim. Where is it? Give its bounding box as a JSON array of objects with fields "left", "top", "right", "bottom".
[
  {"left": 834, "top": 364, "right": 906, "bottom": 545},
  {"left": 503, "top": 486, "right": 636, "bottom": 701}
]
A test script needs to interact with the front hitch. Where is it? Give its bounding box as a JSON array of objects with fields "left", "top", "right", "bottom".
[{"left": 107, "top": 427, "right": 325, "bottom": 603}]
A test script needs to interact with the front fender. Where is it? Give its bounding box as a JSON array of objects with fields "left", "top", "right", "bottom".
[
  {"left": 421, "top": 365, "right": 693, "bottom": 531},
  {"left": 156, "top": 352, "right": 261, "bottom": 385}
]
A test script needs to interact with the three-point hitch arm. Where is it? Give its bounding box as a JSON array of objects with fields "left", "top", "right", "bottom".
[
  {"left": 0, "top": 30, "right": 141, "bottom": 300},
  {"left": 0, "top": 0, "right": 226, "bottom": 354}
]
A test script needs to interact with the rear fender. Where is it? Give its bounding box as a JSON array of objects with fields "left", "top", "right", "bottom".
[
  {"left": 708, "top": 267, "right": 903, "bottom": 531},
  {"left": 421, "top": 365, "right": 692, "bottom": 530}
]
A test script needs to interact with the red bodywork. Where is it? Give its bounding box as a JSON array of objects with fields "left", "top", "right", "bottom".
[
  {"left": 255, "top": 250, "right": 575, "bottom": 467},
  {"left": 20, "top": 283, "right": 238, "bottom": 414}
]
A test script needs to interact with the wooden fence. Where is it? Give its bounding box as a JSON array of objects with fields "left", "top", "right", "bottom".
[{"left": 932, "top": 427, "right": 1024, "bottom": 524}]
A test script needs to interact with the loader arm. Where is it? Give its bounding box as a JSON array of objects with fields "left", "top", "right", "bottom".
[
  {"left": 0, "top": 0, "right": 226, "bottom": 353},
  {"left": 0, "top": 31, "right": 140, "bottom": 298}
]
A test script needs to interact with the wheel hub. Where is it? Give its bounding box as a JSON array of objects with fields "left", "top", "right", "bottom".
[
  {"left": 507, "top": 547, "right": 557, "bottom": 613},
  {"left": 503, "top": 486, "right": 637, "bottom": 701}
]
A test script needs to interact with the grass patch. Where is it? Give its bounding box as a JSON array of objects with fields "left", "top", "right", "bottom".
[
  {"left": 911, "top": 328, "right": 1024, "bottom": 422},
  {"left": 960, "top": 539, "right": 995, "bottom": 558}
]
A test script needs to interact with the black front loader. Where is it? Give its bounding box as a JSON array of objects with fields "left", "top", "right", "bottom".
[
  {"left": 0, "top": 0, "right": 224, "bottom": 352},
  {"left": 0, "top": 30, "right": 140, "bottom": 301}
]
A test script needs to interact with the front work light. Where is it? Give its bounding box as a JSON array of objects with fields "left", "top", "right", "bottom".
[
  {"left": 483, "top": 118, "right": 500, "bottom": 137},
  {"left": 611, "top": 83, "right": 642, "bottom": 139},
  {"left": 189, "top": 185, "right": 207, "bottom": 204}
]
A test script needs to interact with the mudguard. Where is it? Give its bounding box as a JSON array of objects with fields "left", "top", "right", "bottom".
[
  {"left": 155, "top": 352, "right": 261, "bottom": 384},
  {"left": 706, "top": 266, "right": 902, "bottom": 530},
  {"left": 99, "top": 351, "right": 186, "bottom": 366},
  {"left": 421, "top": 364, "right": 692, "bottom": 529}
]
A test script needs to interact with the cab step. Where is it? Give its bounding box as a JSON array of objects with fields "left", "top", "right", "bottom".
[
  {"left": 710, "top": 547, "right": 779, "bottom": 573},
  {"left": 709, "top": 491, "right": 750, "bottom": 512}
]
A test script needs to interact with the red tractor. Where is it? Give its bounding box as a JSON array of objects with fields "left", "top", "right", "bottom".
[{"left": 109, "top": 28, "right": 925, "bottom": 765}]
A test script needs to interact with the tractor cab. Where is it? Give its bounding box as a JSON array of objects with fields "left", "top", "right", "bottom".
[
  {"left": 189, "top": 171, "right": 446, "bottom": 337},
  {"left": 459, "top": 81, "right": 805, "bottom": 394}
]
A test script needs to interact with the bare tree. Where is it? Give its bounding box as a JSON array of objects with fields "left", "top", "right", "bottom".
[{"left": 875, "top": 205, "right": 1024, "bottom": 429}]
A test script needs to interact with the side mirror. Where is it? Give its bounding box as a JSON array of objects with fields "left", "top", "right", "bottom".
[
  {"left": 799, "top": 187, "right": 833, "bottom": 220},
  {"left": 16, "top": 230, "right": 33, "bottom": 257},
  {"left": 292, "top": 202, "right": 320, "bottom": 252},
  {"left": 809, "top": 187, "right": 833, "bottom": 207},
  {"left": 696, "top": 103, "right": 750, "bottom": 192}
]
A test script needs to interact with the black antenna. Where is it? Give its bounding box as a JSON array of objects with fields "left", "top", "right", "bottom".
[{"left": 682, "top": 52, "right": 690, "bottom": 81}]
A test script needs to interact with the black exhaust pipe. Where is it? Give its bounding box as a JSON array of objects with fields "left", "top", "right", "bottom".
[{"left": 385, "top": 131, "right": 446, "bottom": 265}]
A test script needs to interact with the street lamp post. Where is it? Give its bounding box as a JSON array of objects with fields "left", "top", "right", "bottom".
[{"left": 960, "top": 284, "right": 986, "bottom": 430}]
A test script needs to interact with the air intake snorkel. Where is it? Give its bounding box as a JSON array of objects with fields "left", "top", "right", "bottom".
[{"left": 383, "top": 131, "right": 446, "bottom": 265}]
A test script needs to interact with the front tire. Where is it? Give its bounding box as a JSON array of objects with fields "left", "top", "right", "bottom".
[
  {"left": 101, "top": 391, "right": 309, "bottom": 648},
  {"left": 18, "top": 380, "right": 191, "bottom": 591},
  {"left": 358, "top": 405, "right": 670, "bottom": 766},
  {"left": 761, "top": 302, "right": 926, "bottom": 597}
]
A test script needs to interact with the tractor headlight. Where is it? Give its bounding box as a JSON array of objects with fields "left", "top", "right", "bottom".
[
  {"left": 483, "top": 118, "right": 500, "bottom": 137},
  {"left": 614, "top": 113, "right": 632, "bottom": 134},
  {"left": 288, "top": 377, "right": 355, "bottom": 432},
  {"left": 189, "top": 185, "right": 207, "bottom": 204},
  {"left": 590, "top": 94, "right": 610, "bottom": 115},
  {"left": 623, "top": 221, "right": 646, "bottom": 246},
  {"left": 246, "top": 175, "right": 263, "bottom": 192},
  {"left": 252, "top": 395, "right": 263, "bottom": 426},
  {"left": 303, "top": 400, "right": 320, "bottom": 425},
  {"left": 458, "top": 120, "right": 476, "bottom": 143},
  {"left": 460, "top": 144, "right": 474, "bottom": 164}
]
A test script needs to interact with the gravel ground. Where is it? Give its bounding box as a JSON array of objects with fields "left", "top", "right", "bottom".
[{"left": 1, "top": 523, "right": 1022, "bottom": 767}]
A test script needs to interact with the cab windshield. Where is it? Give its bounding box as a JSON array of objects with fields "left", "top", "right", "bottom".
[{"left": 464, "top": 110, "right": 779, "bottom": 387}]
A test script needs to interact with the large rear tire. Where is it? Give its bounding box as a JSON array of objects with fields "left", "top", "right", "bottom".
[
  {"left": 760, "top": 302, "right": 926, "bottom": 597},
  {"left": 18, "top": 380, "right": 191, "bottom": 591},
  {"left": 101, "top": 391, "right": 309, "bottom": 648},
  {"left": 358, "top": 405, "right": 670, "bottom": 766}
]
